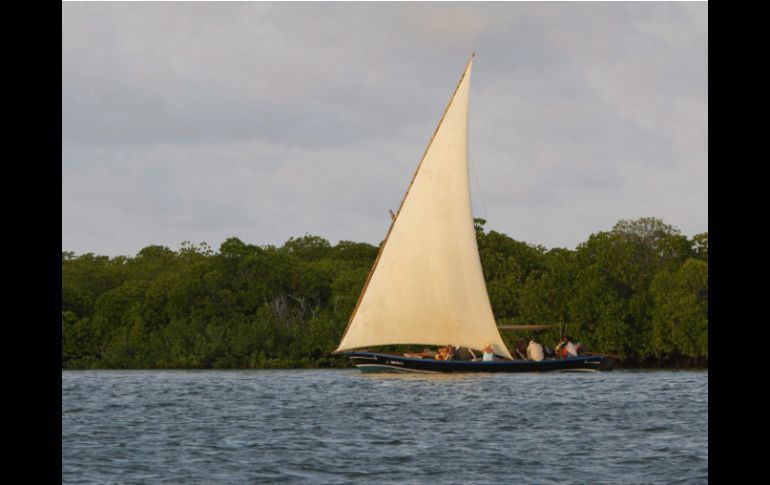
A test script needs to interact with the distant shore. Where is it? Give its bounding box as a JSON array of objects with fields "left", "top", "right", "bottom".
[
  {"left": 63, "top": 218, "right": 707, "bottom": 371},
  {"left": 62, "top": 356, "right": 708, "bottom": 371}
]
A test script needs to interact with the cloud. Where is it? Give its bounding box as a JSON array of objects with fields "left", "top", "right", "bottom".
[{"left": 62, "top": 2, "right": 707, "bottom": 255}]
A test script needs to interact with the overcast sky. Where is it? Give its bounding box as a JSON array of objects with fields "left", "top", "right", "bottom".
[{"left": 62, "top": 1, "right": 707, "bottom": 257}]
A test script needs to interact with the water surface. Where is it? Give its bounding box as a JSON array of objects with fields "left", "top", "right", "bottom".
[{"left": 62, "top": 370, "right": 707, "bottom": 484}]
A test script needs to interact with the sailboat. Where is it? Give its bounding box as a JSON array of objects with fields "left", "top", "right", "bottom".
[{"left": 333, "top": 54, "right": 604, "bottom": 373}]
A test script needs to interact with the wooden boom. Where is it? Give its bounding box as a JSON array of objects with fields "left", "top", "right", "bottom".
[{"left": 497, "top": 324, "right": 559, "bottom": 331}]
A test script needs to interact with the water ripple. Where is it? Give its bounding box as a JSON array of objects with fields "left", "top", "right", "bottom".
[{"left": 63, "top": 369, "right": 708, "bottom": 484}]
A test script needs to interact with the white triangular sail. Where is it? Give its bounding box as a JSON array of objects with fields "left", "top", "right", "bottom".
[{"left": 335, "top": 56, "right": 512, "bottom": 359}]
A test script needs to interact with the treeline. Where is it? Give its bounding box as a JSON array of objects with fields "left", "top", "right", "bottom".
[{"left": 62, "top": 217, "right": 707, "bottom": 369}]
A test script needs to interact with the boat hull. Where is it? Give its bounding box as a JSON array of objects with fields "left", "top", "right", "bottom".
[{"left": 345, "top": 352, "right": 605, "bottom": 373}]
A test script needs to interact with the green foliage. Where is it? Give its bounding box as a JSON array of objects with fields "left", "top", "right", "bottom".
[
  {"left": 61, "top": 218, "right": 707, "bottom": 369},
  {"left": 477, "top": 224, "right": 547, "bottom": 321},
  {"left": 62, "top": 237, "right": 376, "bottom": 369},
  {"left": 650, "top": 258, "right": 708, "bottom": 361}
]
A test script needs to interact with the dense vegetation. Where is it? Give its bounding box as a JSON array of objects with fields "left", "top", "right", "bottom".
[{"left": 62, "top": 217, "right": 707, "bottom": 369}]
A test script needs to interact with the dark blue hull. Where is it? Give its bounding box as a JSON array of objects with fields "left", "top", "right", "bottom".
[{"left": 345, "top": 352, "right": 605, "bottom": 373}]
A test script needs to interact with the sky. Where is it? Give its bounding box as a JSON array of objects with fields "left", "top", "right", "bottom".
[{"left": 62, "top": 2, "right": 708, "bottom": 257}]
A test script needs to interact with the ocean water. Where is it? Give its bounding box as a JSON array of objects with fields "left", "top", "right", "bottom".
[{"left": 62, "top": 369, "right": 707, "bottom": 484}]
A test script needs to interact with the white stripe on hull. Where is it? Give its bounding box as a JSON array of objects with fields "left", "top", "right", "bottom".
[{"left": 355, "top": 364, "right": 439, "bottom": 374}]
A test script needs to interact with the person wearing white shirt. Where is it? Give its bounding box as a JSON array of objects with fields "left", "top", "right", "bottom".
[
  {"left": 526, "top": 339, "right": 544, "bottom": 361},
  {"left": 555, "top": 335, "right": 579, "bottom": 358},
  {"left": 482, "top": 343, "right": 495, "bottom": 362}
]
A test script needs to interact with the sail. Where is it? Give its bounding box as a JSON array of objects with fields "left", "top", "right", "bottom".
[{"left": 335, "top": 57, "right": 512, "bottom": 359}]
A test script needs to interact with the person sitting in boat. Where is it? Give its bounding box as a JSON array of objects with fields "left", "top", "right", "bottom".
[
  {"left": 512, "top": 338, "right": 527, "bottom": 360},
  {"left": 446, "top": 345, "right": 457, "bottom": 360},
  {"left": 526, "top": 338, "right": 545, "bottom": 361},
  {"left": 434, "top": 346, "right": 447, "bottom": 360},
  {"left": 455, "top": 346, "right": 474, "bottom": 360},
  {"left": 555, "top": 335, "right": 579, "bottom": 358},
  {"left": 565, "top": 340, "right": 578, "bottom": 357},
  {"left": 554, "top": 335, "right": 567, "bottom": 358},
  {"left": 482, "top": 343, "right": 495, "bottom": 362},
  {"left": 435, "top": 345, "right": 455, "bottom": 360}
]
